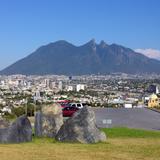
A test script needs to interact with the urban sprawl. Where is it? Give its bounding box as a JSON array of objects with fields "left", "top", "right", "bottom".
[{"left": 0, "top": 73, "right": 160, "bottom": 119}]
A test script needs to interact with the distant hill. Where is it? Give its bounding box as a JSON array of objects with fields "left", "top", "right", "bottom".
[{"left": 1, "top": 39, "right": 160, "bottom": 75}]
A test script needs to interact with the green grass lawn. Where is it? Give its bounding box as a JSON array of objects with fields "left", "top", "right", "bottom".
[
  {"left": 102, "top": 127, "right": 160, "bottom": 138},
  {"left": 0, "top": 128, "right": 160, "bottom": 160}
]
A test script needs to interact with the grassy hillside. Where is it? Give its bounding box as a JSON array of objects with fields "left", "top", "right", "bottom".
[{"left": 0, "top": 128, "right": 160, "bottom": 160}]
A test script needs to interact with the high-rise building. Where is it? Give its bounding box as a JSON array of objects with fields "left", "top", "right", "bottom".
[
  {"left": 58, "top": 81, "right": 63, "bottom": 91},
  {"left": 76, "top": 84, "right": 85, "bottom": 92},
  {"left": 67, "top": 85, "right": 74, "bottom": 91}
]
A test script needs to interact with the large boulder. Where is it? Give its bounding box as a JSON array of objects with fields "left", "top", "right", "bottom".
[
  {"left": 35, "top": 103, "right": 63, "bottom": 138},
  {"left": 55, "top": 106, "right": 106, "bottom": 143},
  {"left": 0, "top": 115, "right": 32, "bottom": 143}
]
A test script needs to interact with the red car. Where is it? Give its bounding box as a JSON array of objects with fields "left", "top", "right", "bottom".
[
  {"left": 60, "top": 103, "right": 70, "bottom": 108},
  {"left": 58, "top": 100, "right": 71, "bottom": 108},
  {"left": 62, "top": 107, "right": 79, "bottom": 117}
]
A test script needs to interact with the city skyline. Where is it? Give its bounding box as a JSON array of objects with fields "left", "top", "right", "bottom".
[{"left": 0, "top": 0, "right": 160, "bottom": 69}]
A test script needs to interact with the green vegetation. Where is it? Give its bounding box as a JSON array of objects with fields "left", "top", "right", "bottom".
[
  {"left": 3, "top": 103, "right": 36, "bottom": 121},
  {"left": 11, "top": 107, "right": 26, "bottom": 117},
  {"left": 0, "top": 128, "right": 160, "bottom": 160},
  {"left": 102, "top": 127, "right": 160, "bottom": 138},
  {"left": 2, "top": 112, "right": 17, "bottom": 121}
]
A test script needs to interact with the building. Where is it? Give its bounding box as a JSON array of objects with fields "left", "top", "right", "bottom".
[
  {"left": 124, "top": 103, "right": 133, "bottom": 108},
  {"left": 34, "top": 90, "right": 41, "bottom": 102},
  {"left": 44, "top": 79, "right": 50, "bottom": 88},
  {"left": 58, "top": 81, "right": 63, "bottom": 91},
  {"left": 148, "top": 94, "right": 159, "bottom": 108},
  {"left": 66, "top": 85, "right": 74, "bottom": 91},
  {"left": 76, "top": 84, "right": 85, "bottom": 92},
  {"left": 147, "top": 84, "right": 159, "bottom": 94}
]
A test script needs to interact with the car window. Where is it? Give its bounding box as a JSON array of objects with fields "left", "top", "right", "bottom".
[
  {"left": 71, "top": 104, "right": 76, "bottom": 107},
  {"left": 77, "top": 104, "right": 81, "bottom": 107},
  {"left": 63, "top": 107, "right": 69, "bottom": 110}
]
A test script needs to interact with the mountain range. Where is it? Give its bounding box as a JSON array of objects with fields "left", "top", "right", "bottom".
[{"left": 1, "top": 39, "right": 160, "bottom": 75}]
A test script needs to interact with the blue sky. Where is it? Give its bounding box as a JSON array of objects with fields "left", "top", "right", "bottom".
[{"left": 0, "top": 0, "right": 160, "bottom": 70}]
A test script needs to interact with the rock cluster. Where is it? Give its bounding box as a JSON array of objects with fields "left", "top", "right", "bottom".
[{"left": 0, "top": 104, "right": 107, "bottom": 144}]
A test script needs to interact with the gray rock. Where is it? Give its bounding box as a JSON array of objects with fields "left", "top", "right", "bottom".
[
  {"left": 0, "top": 115, "right": 32, "bottom": 143},
  {"left": 55, "top": 106, "right": 107, "bottom": 143},
  {"left": 35, "top": 103, "right": 63, "bottom": 138},
  {"left": 35, "top": 111, "right": 42, "bottom": 137}
]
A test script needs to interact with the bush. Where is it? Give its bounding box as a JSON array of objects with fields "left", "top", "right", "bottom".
[
  {"left": 2, "top": 111, "right": 17, "bottom": 120},
  {"left": 12, "top": 106, "right": 25, "bottom": 117}
]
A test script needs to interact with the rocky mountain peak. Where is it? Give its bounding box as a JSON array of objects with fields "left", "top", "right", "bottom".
[{"left": 99, "top": 40, "right": 108, "bottom": 48}]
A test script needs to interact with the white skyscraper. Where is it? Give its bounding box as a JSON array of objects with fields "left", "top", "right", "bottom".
[
  {"left": 58, "top": 81, "right": 63, "bottom": 91},
  {"left": 156, "top": 86, "right": 159, "bottom": 94},
  {"left": 76, "top": 84, "right": 85, "bottom": 92}
]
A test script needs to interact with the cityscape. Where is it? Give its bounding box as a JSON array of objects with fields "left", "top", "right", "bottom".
[{"left": 0, "top": 73, "right": 160, "bottom": 118}]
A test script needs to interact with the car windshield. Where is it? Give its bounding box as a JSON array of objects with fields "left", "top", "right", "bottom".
[{"left": 63, "top": 107, "right": 70, "bottom": 110}]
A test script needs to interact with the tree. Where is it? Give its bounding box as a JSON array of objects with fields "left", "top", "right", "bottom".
[
  {"left": 12, "top": 106, "right": 25, "bottom": 117},
  {"left": 27, "top": 103, "right": 35, "bottom": 117}
]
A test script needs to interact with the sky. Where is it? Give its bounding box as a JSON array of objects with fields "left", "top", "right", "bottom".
[{"left": 0, "top": 0, "right": 160, "bottom": 70}]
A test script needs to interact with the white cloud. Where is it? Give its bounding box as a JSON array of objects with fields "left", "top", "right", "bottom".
[{"left": 135, "top": 48, "right": 160, "bottom": 60}]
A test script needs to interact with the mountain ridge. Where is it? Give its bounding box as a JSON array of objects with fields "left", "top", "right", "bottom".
[{"left": 1, "top": 39, "right": 160, "bottom": 75}]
